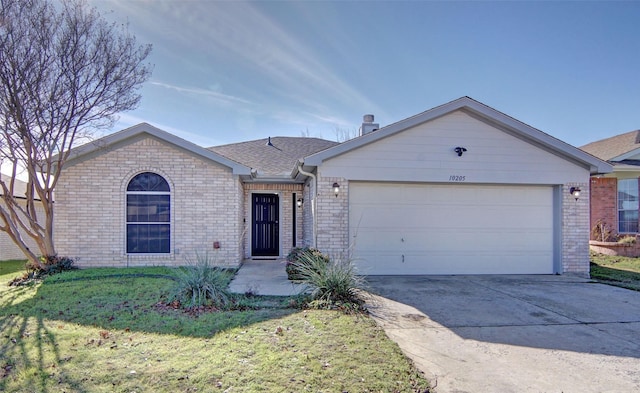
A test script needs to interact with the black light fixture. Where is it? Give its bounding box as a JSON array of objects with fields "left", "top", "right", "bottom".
[
  {"left": 454, "top": 146, "right": 467, "bottom": 156},
  {"left": 569, "top": 187, "right": 581, "bottom": 200},
  {"left": 332, "top": 182, "right": 340, "bottom": 197},
  {"left": 296, "top": 198, "right": 304, "bottom": 208}
]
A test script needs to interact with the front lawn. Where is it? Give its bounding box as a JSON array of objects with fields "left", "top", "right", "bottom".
[
  {"left": 590, "top": 251, "right": 640, "bottom": 291},
  {"left": 0, "top": 261, "right": 431, "bottom": 392}
]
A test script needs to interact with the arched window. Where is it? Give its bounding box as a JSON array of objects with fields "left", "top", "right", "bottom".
[{"left": 126, "top": 172, "right": 170, "bottom": 253}]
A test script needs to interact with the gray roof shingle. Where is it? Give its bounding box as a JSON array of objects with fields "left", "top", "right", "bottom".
[
  {"left": 580, "top": 130, "right": 640, "bottom": 161},
  {"left": 209, "top": 137, "right": 339, "bottom": 175}
]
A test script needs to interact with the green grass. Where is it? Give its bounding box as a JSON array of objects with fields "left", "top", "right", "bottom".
[
  {"left": 0, "top": 260, "right": 26, "bottom": 277},
  {"left": 590, "top": 252, "right": 640, "bottom": 291},
  {"left": 0, "top": 262, "right": 431, "bottom": 392}
]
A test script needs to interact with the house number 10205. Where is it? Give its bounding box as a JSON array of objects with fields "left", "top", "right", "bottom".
[{"left": 449, "top": 175, "right": 466, "bottom": 181}]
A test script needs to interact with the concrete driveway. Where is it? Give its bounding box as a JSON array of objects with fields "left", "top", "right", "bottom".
[{"left": 366, "top": 275, "right": 640, "bottom": 393}]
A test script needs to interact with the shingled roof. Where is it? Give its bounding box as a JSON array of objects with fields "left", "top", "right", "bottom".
[
  {"left": 580, "top": 130, "right": 640, "bottom": 161},
  {"left": 209, "top": 137, "right": 339, "bottom": 176}
]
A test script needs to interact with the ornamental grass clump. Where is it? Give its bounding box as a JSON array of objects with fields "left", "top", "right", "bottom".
[
  {"left": 294, "top": 250, "right": 366, "bottom": 310},
  {"left": 172, "top": 252, "right": 231, "bottom": 309},
  {"left": 285, "top": 247, "right": 329, "bottom": 281}
]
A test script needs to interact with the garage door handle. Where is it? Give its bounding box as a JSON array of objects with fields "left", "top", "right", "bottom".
[{"left": 402, "top": 255, "right": 405, "bottom": 263}]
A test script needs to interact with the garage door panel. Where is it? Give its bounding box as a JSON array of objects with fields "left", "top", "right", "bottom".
[{"left": 349, "top": 183, "right": 554, "bottom": 275}]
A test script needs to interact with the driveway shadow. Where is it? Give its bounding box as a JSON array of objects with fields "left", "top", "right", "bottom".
[{"left": 366, "top": 275, "right": 640, "bottom": 358}]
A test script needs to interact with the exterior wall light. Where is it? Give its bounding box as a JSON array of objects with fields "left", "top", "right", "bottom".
[
  {"left": 332, "top": 182, "right": 340, "bottom": 197},
  {"left": 454, "top": 146, "right": 467, "bottom": 156},
  {"left": 296, "top": 198, "right": 304, "bottom": 208},
  {"left": 569, "top": 187, "right": 581, "bottom": 200}
]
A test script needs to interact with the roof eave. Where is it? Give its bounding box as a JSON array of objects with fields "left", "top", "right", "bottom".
[
  {"left": 610, "top": 147, "right": 640, "bottom": 162},
  {"left": 63, "top": 123, "right": 252, "bottom": 175},
  {"left": 304, "top": 96, "right": 612, "bottom": 175}
]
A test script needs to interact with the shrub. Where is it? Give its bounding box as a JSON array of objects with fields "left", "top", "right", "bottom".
[
  {"left": 293, "top": 252, "right": 366, "bottom": 311},
  {"left": 30, "top": 255, "right": 76, "bottom": 275},
  {"left": 618, "top": 235, "right": 637, "bottom": 245},
  {"left": 285, "top": 247, "right": 329, "bottom": 281},
  {"left": 591, "top": 220, "right": 615, "bottom": 242},
  {"left": 10, "top": 255, "right": 76, "bottom": 286},
  {"left": 171, "top": 252, "right": 232, "bottom": 309}
]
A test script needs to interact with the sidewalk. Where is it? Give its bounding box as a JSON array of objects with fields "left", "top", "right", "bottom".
[{"left": 228, "top": 259, "right": 307, "bottom": 296}]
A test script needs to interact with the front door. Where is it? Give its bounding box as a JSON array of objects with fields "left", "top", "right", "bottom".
[{"left": 252, "top": 194, "right": 279, "bottom": 256}]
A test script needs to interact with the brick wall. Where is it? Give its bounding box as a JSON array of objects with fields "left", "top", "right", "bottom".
[
  {"left": 589, "top": 177, "right": 617, "bottom": 238},
  {"left": 314, "top": 176, "right": 350, "bottom": 260},
  {"left": 55, "top": 136, "right": 244, "bottom": 268},
  {"left": 562, "top": 182, "right": 590, "bottom": 276},
  {"left": 242, "top": 183, "right": 304, "bottom": 259}
]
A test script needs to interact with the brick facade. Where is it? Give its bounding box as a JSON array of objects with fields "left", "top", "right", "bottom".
[
  {"left": 562, "top": 182, "right": 590, "bottom": 276},
  {"left": 55, "top": 136, "right": 244, "bottom": 268},
  {"left": 314, "top": 176, "right": 350, "bottom": 260},
  {"left": 589, "top": 177, "right": 618, "bottom": 238}
]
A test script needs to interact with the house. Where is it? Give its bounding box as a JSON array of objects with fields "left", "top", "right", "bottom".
[
  {"left": 581, "top": 130, "right": 640, "bottom": 251},
  {"left": 53, "top": 97, "right": 610, "bottom": 275},
  {"left": 0, "top": 174, "right": 45, "bottom": 261}
]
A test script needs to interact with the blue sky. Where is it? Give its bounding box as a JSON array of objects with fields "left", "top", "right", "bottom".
[{"left": 89, "top": 0, "right": 640, "bottom": 148}]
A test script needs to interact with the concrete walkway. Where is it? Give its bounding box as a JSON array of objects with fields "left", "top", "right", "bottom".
[{"left": 228, "top": 259, "right": 307, "bottom": 296}]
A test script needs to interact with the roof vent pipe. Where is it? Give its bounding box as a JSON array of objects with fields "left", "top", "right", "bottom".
[{"left": 360, "top": 114, "right": 379, "bottom": 136}]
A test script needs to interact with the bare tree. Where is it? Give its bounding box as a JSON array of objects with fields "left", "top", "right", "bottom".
[
  {"left": 334, "top": 126, "right": 358, "bottom": 142},
  {"left": 0, "top": 0, "right": 152, "bottom": 266}
]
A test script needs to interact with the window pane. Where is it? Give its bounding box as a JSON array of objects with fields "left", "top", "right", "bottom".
[
  {"left": 618, "top": 179, "right": 639, "bottom": 233},
  {"left": 127, "top": 172, "right": 170, "bottom": 192},
  {"left": 127, "top": 224, "right": 170, "bottom": 253},
  {"left": 127, "top": 195, "right": 170, "bottom": 223},
  {"left": 126, "top": 172, "right": 170, "bottom": 254},
  {"left": 619, "top": 211, "right": 639, "bottom": 233}
]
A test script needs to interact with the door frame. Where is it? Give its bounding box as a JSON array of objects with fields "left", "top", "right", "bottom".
[{"left": 250, "top": 192, "right": 282, "bottom": 258}]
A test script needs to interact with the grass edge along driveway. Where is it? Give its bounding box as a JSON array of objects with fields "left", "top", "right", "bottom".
[
  {"left": 0, "top": 261, "right": 431, "bottom": 393},
  {"left": 590, "top": 251, "right": 640, "bottom": 291}
]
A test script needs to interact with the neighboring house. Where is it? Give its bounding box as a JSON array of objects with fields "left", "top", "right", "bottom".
[
  {"left": 54, "top": 97, "right": 611, "bottom": 276},
  {"left": 581, "top": 130, "right": 640, "bottom": 241},
  {"left": 0, "top": 174, "right": 45, "bottom": 261}
]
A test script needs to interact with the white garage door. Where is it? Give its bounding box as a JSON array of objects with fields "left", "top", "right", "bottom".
[{"left": 349, "top": 182, "right": 555, "bottom": 275}]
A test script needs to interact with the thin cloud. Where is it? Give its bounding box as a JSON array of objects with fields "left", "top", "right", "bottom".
[
  {"left": 305, "top": 113, "right": 354, "bottom": 128},
  {"left": 96, "top": 1, "right": 387, "bottom": 118},
  {"left": 150, "top": 81, "right": 253, "bottom": 105},
  {"left": 112, "top": 113, "right": 224, "bottom": 147}
]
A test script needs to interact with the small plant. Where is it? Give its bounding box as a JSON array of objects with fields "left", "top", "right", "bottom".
[
  {"left": 285, "top": 247, "right": 329, "bottom": 281},
  {"left": 171, "top": 252, "right": 232, "bottom": 309},
  {"left": 293, "top": 252, "right": 367, "bottom": 311},
  {"left": 617, "top": 235, "right": 637, "bottom": 245},
  {"left": 9, "top": 255, "right": 76, "bottom": 286},
  {"left": 591, "top": 220, "right": 615, "bottom": 242}
]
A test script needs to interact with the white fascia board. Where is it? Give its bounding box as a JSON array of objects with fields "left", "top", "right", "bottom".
[
  {"left": 611, "top": 164, "right": 640, "bottom": 172},
  {"left": 610, "top": 148, "right": 640, "bottom": 162},
  {"left": 304, "top": 96, "right": 612, "bottom": 175},
  {"left": 64, "top": 123, "right": 252, "bottom": 175}
]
